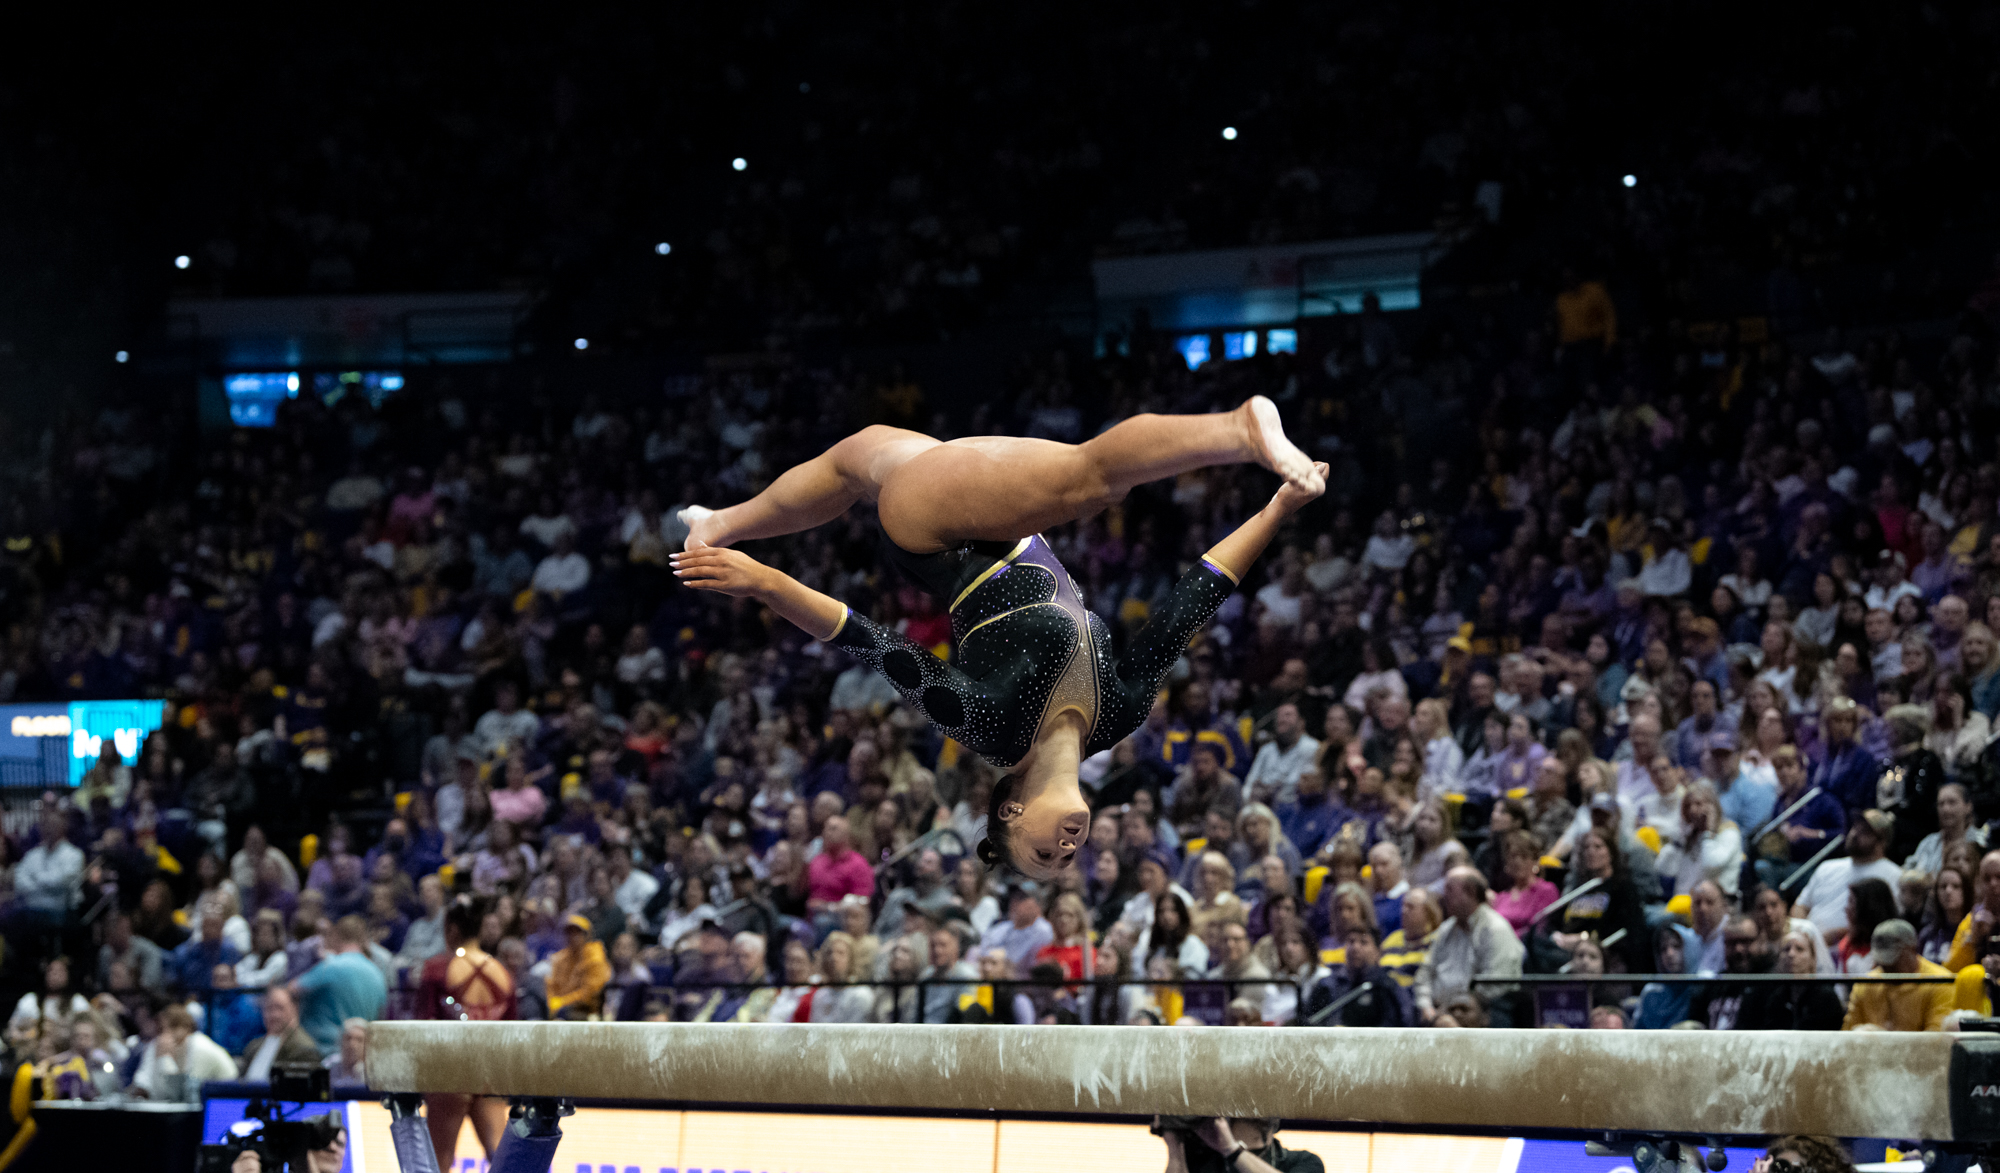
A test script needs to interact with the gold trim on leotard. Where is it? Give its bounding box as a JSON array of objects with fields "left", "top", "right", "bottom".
[
  {"left": 825, "top": 608, "right": 849, "bottom": 641},
  {"left": 950, "top": 537, "right": 1034, "bottom": 611},
  {"left": 1201, "top": 556, "right": 1240, "bottom": 585},
  {"left": 961, "top": 601, "right": 1044, "bottom": 642}
]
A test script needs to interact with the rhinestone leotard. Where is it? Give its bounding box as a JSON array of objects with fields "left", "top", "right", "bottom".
[{"left": 829, "top": 530, "right": 1237, "bottom": 768}]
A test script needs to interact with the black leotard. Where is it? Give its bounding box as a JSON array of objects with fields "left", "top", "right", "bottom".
[{"left": 828, "top": 530, "right": 1237, "bottom": 768}]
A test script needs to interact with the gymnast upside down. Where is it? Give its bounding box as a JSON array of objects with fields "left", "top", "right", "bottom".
[{"left": 670, "top": 395, "right": 1326, "bottom": 880}]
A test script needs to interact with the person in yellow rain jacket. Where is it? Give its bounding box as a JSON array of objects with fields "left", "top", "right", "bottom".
[{"left": 546, "top": 915, "right": 610, "bottom": 1019}]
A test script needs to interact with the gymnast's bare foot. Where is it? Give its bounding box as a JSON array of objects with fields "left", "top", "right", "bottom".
[
  {"left": 679, "top": 506, "right": 729, "bottom": 550},
  {"left": 1240, "top": 395, "right": 1324, "bottom": 495}
]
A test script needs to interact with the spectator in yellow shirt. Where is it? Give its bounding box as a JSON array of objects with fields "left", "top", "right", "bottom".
[
  {"left": 1554, "top": 268, "right": 1618, "bottom": 351},
  {"left": 546, "top": 915, "right": 611, "bottom": 1020},
  {"left": 1843, "top": 920, "right": 1951, "bottom": 1032}
]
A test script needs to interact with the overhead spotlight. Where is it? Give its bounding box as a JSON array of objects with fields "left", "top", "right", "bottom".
[
  {"left": 174, "top": 255, "right": 191, "bottom": 269},
  {"left": 1622, "top": 174, "right": 1637, "bottom": 188},
  {"left": 654, "top": 242, "right": 673, "bottom": 255},
  {"left": 732, "top": 157, "right": 748, "bottom": 171},
  {"left": 574, "top": 338, "right": 590, "bottom": 351},
  {"left": 114, "top": 350, "right": 130, "bottom": 363},
  {"left": 1221, "top": 127, "right": 1238, "bottom": 141}
]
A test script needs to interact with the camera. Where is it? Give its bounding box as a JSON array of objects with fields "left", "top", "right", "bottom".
[
  {"left": 196, "top": 1066, "right": 342, "bottom": 1173},
  {"left": 197, "top": 1109, "right": 343, "bottom": 1173},
  {"left": 1152, "top": 1116, "right": 1233, "bottom": 1173}
]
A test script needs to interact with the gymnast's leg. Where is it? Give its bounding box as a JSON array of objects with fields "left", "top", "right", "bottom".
[
  {"left": 425, "top": 1092, "right": 471, "bottom": 1170},
  {"left": 682, "top": 425, "right": 940, "bottom": 549},
  {"left": 878, "top": 395, "right": 1318, "bottom": 551},
  {"left": 466, "top": 1096, "right": 510, "bottom": 1161}
]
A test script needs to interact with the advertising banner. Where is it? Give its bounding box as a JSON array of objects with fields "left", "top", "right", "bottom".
[
  {"left": 202, "top": 1099, "right": 1772, "bottom": 1173},
  {"left": 0, "top": 699, "right": 167, "bottom": 786}
]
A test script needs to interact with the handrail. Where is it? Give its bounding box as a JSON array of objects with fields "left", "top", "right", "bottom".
[
  {"left": 1474, "top": 972, "right": 1954, "bottom": 985},
  {"left": 1530, "top": 877, "right": 1603, "bottom": 925},
  {"left": 1780, "top": 833, "right": 1847, "bottom": 893},
  {"left": 529, "top": 975, "right": 1311, "bottom": 1026},
  {"left": 1747, "top": 786, "right": 1825, "bottom": 847}
]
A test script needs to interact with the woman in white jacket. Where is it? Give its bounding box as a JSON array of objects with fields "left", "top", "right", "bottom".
[
  {"left": 803, "top": 931, "right": 874, "bottom": 1023},
  {"left": 1657, "top": 783, "right": 1744, "bottom": 901},
  {"left": 131, "top": 1004, "right": 238, "bottom": 1102},
  {"left": 7, "top": 956, "right": 90, "bottom": 1034}
]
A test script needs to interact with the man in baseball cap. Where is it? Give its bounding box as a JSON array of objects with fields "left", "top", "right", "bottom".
[
  {"left": 1841, "top": 919, "right": 1952, "bottom": 1031},
  {"left": 547, "top": 914, "right": 611, "bottom": 1019}
]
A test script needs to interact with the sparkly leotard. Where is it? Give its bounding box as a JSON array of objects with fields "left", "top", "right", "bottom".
[{"left": 828, "top": 530, "right": 1237, "bottom": 768}]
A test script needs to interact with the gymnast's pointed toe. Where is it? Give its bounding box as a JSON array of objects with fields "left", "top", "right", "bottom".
[
  {"left": 1243, "top": 395, "right": 1316, "bottom": 490},
  {"left": 679, "top": 505, "right": 720, "bottom": 550}
]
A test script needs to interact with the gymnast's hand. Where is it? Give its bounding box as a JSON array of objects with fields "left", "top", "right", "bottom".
[
  {"left": 671, "top": 547, "right": 772, "bottom": 597},
  {"left": 1270, "top": 462, "right": 1329, "bottom": 514}
]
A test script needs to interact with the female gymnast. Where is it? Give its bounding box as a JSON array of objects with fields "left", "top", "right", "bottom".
[
  {"left": 671, "top": 396, "right": 1325, "bottom": 880},
  {"left": 416, "top": 896, "right": 515, "bottom": 1169}
]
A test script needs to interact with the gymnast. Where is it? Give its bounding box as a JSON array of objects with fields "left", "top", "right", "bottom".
[{"left": 670, "top": 395, "right": 1325, "bottom": 880}]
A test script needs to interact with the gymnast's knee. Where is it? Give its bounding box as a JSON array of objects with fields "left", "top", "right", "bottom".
[{"left": 1069, "top": 440, "right": 1123, "bottom": 505}]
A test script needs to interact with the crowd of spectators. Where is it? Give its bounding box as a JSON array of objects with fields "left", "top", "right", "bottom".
[{"left": 7, "top": 226, "right": 2000, "bottom": 1101}]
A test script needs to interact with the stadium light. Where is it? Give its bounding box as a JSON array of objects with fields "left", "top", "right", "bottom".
[
  {"left": 574, "top": 338, "right": 590, "bottom": 351},
  {"left": 114, "top": 350, "right": 129, "bottom": 364},
  {"left": 654, "top": 242, "right": 673, "bottom": 255},
  {"left": 174, "top": 255, "right": 190, "bottom": 269},
  {"left": 732, "top": 157, "right": 748, "bottom": 171},
  {"left": 1622, "top": 174, "right": 1637, "bottom": 188},
  {"left": 1221, "top": 127, "right": 1238, "bottom": 141}
]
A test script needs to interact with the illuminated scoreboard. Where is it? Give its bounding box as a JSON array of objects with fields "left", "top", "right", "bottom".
[{"left": 0, "top": 700, "right": 168, "bottom": 786}]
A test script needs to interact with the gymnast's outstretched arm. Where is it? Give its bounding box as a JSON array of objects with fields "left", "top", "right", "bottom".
[
  {"left": 1117, "top": 463, "right": 1327, "bottom": 694},
  {"left": 671, "top": 546, "right": 1000, "bottom": 740},
  {"left": 1202, "top": 461, "right": 1329, "bottom": 583},
  {"left": 670, "top": 548, "right": 848, "bottom": 639}
]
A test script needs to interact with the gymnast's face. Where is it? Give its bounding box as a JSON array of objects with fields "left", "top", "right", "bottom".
[{"left": 1001, "top": 777, "right": 1091, "bottom": 880}]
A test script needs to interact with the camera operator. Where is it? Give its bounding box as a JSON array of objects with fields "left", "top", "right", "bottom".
[
  {"left": 210, "top": 1114, "right": 347, "bottom": 1173},
  {"left": 1154, "top": 1117, "right": 1323, "bottom": 1173}
]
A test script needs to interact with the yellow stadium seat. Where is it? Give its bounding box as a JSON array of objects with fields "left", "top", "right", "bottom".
[
  {"left": 1665, "top": 893, "right": 1692, "bottom": 922},
  {"left": 1635, "top": 825, "right": 1662, "bottom": 854},
  {"left": 1957, "top": 965, "right": 1991, "bottom": 1016},
  {"left": 1505, "top": 787, "right": 1529, "bottom": 800},
  {"left": 1538, "top": 855, "right": 1563, "bottom": 871},
  {"left": 1184, "top": 838, "right": 1208, "bottom": 857},
  {"left": 394, "top": 791, "right": 413, "bottom": 815},
  {"left": 299, "top": 833, "right": 319, "bottom": 869},
  {"left": 1304, "top": 865, "right": 1331, "bottom": 906}
]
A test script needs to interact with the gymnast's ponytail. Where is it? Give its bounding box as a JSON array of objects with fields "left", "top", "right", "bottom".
[
  {"left": 977, "top": 771, "right": 1025, "bottom": 873},
  {"left": 443, "top": 893, "right": 490, "bottom": 946}
]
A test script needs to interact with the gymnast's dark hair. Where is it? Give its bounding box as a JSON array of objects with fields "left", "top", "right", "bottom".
[
  {"left": 975, "top": 771, "right": 1025, "bottom": 873},
  {"left": 443, "top": 893, "right": 489, "bottom": 943}
]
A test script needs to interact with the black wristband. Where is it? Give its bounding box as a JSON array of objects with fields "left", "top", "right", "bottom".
[{"left": 1225, "top": 1143, "right": 1249, "bottom": 1169}]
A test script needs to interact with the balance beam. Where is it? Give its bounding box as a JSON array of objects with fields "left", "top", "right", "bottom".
[{"left": 368, "top": 1022, "right": 2000, "bottom": 1142}]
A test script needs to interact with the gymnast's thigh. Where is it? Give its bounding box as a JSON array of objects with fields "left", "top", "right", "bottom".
[{"left": 877, "top": 436, "right": 1101, "bottom": 551}]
